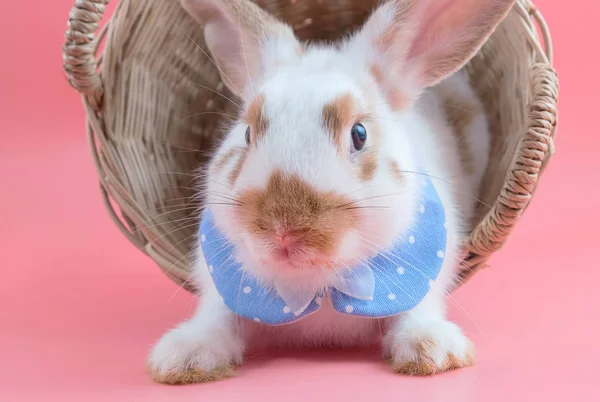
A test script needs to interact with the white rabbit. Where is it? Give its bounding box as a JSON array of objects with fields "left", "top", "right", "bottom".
[{"left": 147, "top": 0, "right": 514, "bottom": 384}]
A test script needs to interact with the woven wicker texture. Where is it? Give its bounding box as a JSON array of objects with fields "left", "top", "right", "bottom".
[{"left": 62, "top": 0, "right": 559, "bottom": 293}]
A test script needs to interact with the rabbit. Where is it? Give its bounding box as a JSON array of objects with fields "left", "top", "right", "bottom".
[{"left": 147, "top": 0, "right": 515, "bottom": 384}]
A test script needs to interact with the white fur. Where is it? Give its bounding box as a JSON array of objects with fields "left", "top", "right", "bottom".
[{"left": 149, "top": 0, "right": 500, "bottom": 377}]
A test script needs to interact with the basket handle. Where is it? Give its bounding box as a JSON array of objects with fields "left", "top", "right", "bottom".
[{"left": 62, "top": 0, "right": 110, "bottom": 110}]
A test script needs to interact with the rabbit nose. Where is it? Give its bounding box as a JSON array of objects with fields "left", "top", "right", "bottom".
[
  {"left": 273, "top": 226, "right": 310, "bottom": 248},
  {"left": 275, "top": 232, "right": 293, "bottom": 247},
  {"left": 274, "top": 227, "right": 295, "bottom": 246}
]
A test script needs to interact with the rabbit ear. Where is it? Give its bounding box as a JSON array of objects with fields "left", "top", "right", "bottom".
[
  {"left": 181, "top": 0, "right": 300, "bottom": 96},
  {"left": 349, "top": 0, "right": 515, "bottom": 103}
]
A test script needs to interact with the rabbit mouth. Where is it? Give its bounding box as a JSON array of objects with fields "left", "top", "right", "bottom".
[{"left": 263, "top": 248, "right": 340, "bottom": 272}]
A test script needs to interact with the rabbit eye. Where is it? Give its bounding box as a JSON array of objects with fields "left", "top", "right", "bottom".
[
  {"left": 245, "top": 126, "right": 251, "bottom": 145},
  {"left": 351, "top": 123, "right": 367, "bottom": 151}
]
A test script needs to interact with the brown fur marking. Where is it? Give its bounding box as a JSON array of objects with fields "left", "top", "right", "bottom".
[
  {"left": 214, "top": 148, "right": 240, "bottom": 172},
  {"left": 245, "top": 93, "right": 269, "bottom": 143},
  {"left": 322, "top": 93, "right": 356, "bottom": 152},
  {"left": 370, "top": 64, "right": 384, "bottom": 85},
  {"left": 389, "top": 160, "right": 404, "bottom": 183},
  {"left": 392, "top": 338, "right": 476, "bottom": 376},
  {"left": 369, "top": 64, "right": 408, "bottom": 111},
  {"left": 443, "top": 99, "right": 477, "bottom": 175},
  {"left": 388, "top": 88, "right": 409, "bottom": 111},
  {"left": 238, "top": 170, "right": 358, "bottom": 262},
  {"left": 358, "top": 150, "right": 378, "bottom": 181},
  {"left": 147, "top": 364, "right": 235, "bottom": 385},
  {"left": 228, "top": 150, "right": 249, "bottom": 185}
]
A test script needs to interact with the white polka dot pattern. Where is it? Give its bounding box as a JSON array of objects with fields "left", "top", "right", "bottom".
[{"left": 200, "top": 177, "right": 447, "bottom": 325}]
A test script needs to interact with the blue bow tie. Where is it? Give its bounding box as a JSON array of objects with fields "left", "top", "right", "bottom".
[{"left": 199, "top": 178, "right": 447, "bottom": 325}]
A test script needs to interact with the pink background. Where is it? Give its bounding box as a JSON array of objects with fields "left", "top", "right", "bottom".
[{"left": 1, "top": 0, "right": 598, "bottom": 401}]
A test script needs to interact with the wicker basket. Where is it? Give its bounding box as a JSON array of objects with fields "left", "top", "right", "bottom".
[{"left": 62, "top": 0, "right": 558, "bottom": 293}]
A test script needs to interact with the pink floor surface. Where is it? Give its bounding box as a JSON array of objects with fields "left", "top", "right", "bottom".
[{"left": 1, "top": 0, "right": 599, "bottom": 401}]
